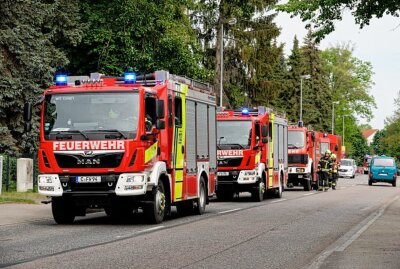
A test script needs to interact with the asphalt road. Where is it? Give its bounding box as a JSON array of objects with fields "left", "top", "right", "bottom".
[{"left": 1, "top": 174, "right": 399, "bottom": 269}]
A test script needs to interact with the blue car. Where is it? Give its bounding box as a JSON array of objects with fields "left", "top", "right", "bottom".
[{"left": 369, "top": 156, "right": 397, "bottom": 187}]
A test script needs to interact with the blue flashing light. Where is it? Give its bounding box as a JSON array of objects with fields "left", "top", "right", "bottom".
[
  {"left": 55, "top": 74, "right": 68, "bottom": 86},
  {"left": 242, "top": 108, "right": 249, "bottom": 115},
  {"left": 124, "top": 72, "right": 137, "bottom": 84}
]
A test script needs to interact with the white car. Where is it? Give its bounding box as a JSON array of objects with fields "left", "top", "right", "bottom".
[{"left": 338, "top": 159, "right": 357, "bottom": 178}]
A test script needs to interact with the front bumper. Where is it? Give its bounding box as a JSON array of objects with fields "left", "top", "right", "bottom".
[
  {"left": 38, "top": 173, "right": 149, "bottom": 197},
  {"left": 338, "top": 170, "right": 354, "bottom": 177},
  {"left": 217, "top": 169, "right": 258, "bottom": 184}
]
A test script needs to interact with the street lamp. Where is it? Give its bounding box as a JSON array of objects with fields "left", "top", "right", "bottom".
[
  {"left": 342, "top": 115, "right": 350, "bottom": 146},
  {"left": 332, "top": 101, "right": 340, "bottom": 134},
  {"left": 299, "top": 74, "right": 311, "bottom": 126},
  {"left": 219, "top": 18, "right": 237, "bottom": 107}
]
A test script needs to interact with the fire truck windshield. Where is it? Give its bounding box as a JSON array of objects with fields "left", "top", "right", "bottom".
[
  {"left": 288, "top": 131, "right": 305, "bottom": 149},
  {"left": 43, "top": 92, "right": 139, "bottom": 140},
  {"left": 217, "top": 120, "right": 252, "bottom": 149}
]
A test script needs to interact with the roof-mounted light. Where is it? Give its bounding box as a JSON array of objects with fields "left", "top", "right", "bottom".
[
  {"left": 55, "top": 74, "right": 68, "bottom": 86},
  {"left": 124, "top": 71, "right": 136, "bottom": 84},
  {"left": 242, "top": 108, "right": 249, "bottom": 115}
]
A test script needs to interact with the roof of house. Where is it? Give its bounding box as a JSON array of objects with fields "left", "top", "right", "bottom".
[{"left": 362, "top": 129, "right": 378, "bottom": 139}]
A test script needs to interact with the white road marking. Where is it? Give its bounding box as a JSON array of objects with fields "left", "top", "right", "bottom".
[
  {"left": 303, "top": 193, "right": 315, "bottom": 196},
  {"left": 140, "top": 226, "right": 165, "bottom": 233},
  {"left": 271, "top": 199, "right": 287, "bottom": 203},
  {"left": 218, "top": 208, "right": 242, "bottom": 214},
  {"left": 305, "top": 195, "right": 400, "bottom": 269}
]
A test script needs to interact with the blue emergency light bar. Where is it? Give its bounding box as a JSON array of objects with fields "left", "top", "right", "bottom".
[
  {"left": 55, "top": 74, "right": 68, "bottom": 86},
  {"left": 124, "top": 72, "right": 137, "bottom": 84},
  {"left": 241, "top": 108, "right": 249, "bottom": 115}
]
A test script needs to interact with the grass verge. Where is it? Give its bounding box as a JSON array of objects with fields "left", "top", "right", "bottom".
[{"left": 0, "top": 191, "right": 43, "bottom": 204}]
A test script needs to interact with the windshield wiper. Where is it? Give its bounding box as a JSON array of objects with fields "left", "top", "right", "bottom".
[
  {"left": 52, "top": 130, "right": 89, "bottom": 140},
  {"left": 220, "top": 143, "right": 245, "bottom": 149},
  {"left": 85, "top": 129, "right": 127, "bottom": 139},
  {"left": 288, "top": 143, "right": 298, "bottom": 149}
]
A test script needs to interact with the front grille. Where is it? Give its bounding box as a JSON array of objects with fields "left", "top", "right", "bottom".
[
  {"left": 218, "top": 157, "right": 243, "bottom": 167},
  {"left": 60, "top": 175, "right": 117, "bottom": 192},
  {"left": 55, "top": 152, "right": 124, "bottom": 168}
]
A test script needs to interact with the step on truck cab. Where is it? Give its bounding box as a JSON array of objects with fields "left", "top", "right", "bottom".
[
  {"left": 24, "top": 70, "right": 217, "bottom": 224},
  {"left": 216, "top": 107, "right": 288, "bottom": 201},
  {"left": 287, "top": 125, "right": 322, "bottom": 191}
]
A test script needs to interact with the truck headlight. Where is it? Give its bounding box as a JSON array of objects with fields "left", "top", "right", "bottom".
[
  {"left": 296, "top": 168, "right": 305, "bottom": 173},
  {"left": 38, "top": 175, "right": 53, "bottom": 184},
  {"left": 126, "top": 175, "right": 145, "bottom": 183},
  {"left": 244, "top": 171, "right": 256, "bottom": 176}
]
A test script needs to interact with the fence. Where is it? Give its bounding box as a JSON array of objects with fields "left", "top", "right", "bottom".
[{"left": 0, "top": 153, "right": 38, "bottom": 192}]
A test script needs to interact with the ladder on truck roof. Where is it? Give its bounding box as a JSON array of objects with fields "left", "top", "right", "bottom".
[{"left": 68, "top": 71, "right": 213, "bottom": 94}]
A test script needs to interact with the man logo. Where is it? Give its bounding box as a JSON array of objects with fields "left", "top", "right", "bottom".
[
  {"left": 83, "top": 150, "right": 94, "bottom": 157},
  {"left": 77, "top": 158, "right": 100, "bottom": 165}
]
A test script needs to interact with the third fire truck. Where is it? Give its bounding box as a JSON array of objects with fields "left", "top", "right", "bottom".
[
  {"left": 216, "top": 107, "right": 288, "bottom": 201},
  {"left": 24, "top": 70, "right": 217, "bottom": 224}
]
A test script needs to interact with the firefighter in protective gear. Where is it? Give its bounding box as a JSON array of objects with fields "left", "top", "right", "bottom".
[
  {"left": 317, "top": 150, "right": 332, "bottom": 191},
  {"left": 330, "top": 153, "right": 338, "bottom": 190}
]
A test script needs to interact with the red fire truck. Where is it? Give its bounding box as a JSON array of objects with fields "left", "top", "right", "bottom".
[
  {"left": 24, "top": 71, "right": 217, "bottom": 224},
  {"left": 287, "top": 125, "right": 323, "bottom": 191},
  {"left": 327, "top": 133, "right": 342, "bottom": 161},
  {"left": 216, "top": 107, "right": 288, "bottom": 201}
]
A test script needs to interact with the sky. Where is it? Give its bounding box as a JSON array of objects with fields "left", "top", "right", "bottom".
[{"left": 274, "top": 10, "right": 400, "bottom": 130}]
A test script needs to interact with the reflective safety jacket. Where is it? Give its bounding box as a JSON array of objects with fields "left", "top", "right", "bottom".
[{"left": 318, "top": 157, "right": 332, "bottom": 172}]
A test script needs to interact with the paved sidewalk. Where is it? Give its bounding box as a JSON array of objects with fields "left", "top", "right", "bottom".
[
  {"left": 321, "top": 196, "right": 400, "bottom": 269},
  {"left": 0, "top": 203, "right": 52, "bottom": 226}
]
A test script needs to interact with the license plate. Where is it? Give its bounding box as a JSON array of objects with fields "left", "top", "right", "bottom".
[
  {"left": 76, "top": 176, "right": 101, "bottom": 183},
  {"left": 298, "top": 175, "right": 303, "bottom": 178},
  {"left": 378, "top": 173, "right": 387, "bottom": 176},
  {"left": 218, "top": 172, "right": 229, "bottom": 176}
]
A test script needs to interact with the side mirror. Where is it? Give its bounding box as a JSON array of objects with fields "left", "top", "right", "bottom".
[
  {"left": 311, "top": 132, "right": 315, "bottom": 142},
  {"left": 262, "top": 137, "right": 268, "bottom": 143},
  {"left": 156, "top": 100, "right": 165, "bottom": 119},
  {"left": 24, "top": 122, "right": 32, "bottom": 132},
  {"left": 156, "top": 119, "right": 165, "bottom": 130},
  {"left": 335, "top": 145, "right": 339, "bottom": 151},
  {"left": 24, "top": 103, "right": 32, "bottom": 122},
  {"left": 262, "top": 125, "right": 268, "bottom": 138}
]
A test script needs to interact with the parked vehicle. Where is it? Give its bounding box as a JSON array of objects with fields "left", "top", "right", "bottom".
[
  {"left": 216, "top": 107, "right": 288, "bottom": 201},
  {"left": 369, "top": 156, "right": 397, "bottom": 187},
  {"left": 287, "top": 125, "right": 323, "bottom": 191},
  {"left": 24, "top": 71, "right": 217, "bottom": 224},
  {"left": 338, "top": 159, "right": 357, "bottom": 178}
]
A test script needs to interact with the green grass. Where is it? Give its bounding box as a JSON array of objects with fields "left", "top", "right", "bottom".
[{"left": 0, "top": 191, "right": 44, "bottom": 204}]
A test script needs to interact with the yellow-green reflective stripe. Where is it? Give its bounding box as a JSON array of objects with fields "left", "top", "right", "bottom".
[{"left": 145, "top": 141, "right": 158, "bottom": 163}]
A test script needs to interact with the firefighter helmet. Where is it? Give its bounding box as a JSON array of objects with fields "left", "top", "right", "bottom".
[
  {"left": 331, "top": 153, "right": 336, "bottom": 160},
  {"left": 325, "top": 149, "right": 331, "bottom": 155}
]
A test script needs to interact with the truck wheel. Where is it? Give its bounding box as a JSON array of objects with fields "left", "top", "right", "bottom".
[
  {"left": 392, "top": 179, "right": 397, "bottom": 187},
  {"left": 194, "top": 177, "right": 207, "bottom": 215},
  {"left": 252, "top": 179, "right": 264, "bottom": 202},
  {"left": 216, "top": 189, "right": 234, "bottom": 201},
  {"left": 52, "top": 197, "right": 75, "bottom": 224},
  {"left": 304, "top": 179, "right": 311, "bottom": 191},
  {"left": 274, "top": 177, "right": 283, "bottom": 198},
  {"left": 144, "top": 180, "right": 166, "bottom": 224}
]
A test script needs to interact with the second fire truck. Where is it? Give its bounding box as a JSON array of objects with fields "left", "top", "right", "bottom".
[{"left": 216, "top": 107, "right": 288, "bottom": 201}]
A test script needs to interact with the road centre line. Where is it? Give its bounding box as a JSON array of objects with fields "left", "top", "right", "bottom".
[
  {"left": 218, "top": 208, "right": 242, "bottom": 214},
  {"left": 270, "top": 198, "right": 287, "bottom": 203},
  {"left": 303, "top": 193, "right": 315, "bottom": 196}
]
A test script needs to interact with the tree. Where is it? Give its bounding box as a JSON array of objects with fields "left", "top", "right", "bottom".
[
  {"left": 67, "top": 0, "right": 205, "bottom": 79},
  {"left": 0, "top": 0, "right": 83, "bottom": 154},
  {"left": 277, "top": 0, "right": 400, "bottom": 41},
  {"left": 300, "top": 31, "right": 331, "bottom": 131},
  {"left": 371, "top": 129, "right": 387, "bottom": 156}
]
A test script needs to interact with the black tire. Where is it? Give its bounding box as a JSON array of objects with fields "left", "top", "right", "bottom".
[
  {"left": 216, "top": 189, "right": 234, "bottom": 201},
  {"left": 368, "top": 178, "right": 373, "bottom": 186},
  {"left": 274, "top": 176, "right": 283, "bottom": 198},
  {"left": 144, "top": 180, "right": 166, "bottom": 224},
  {"left": 52, "top": 197, "right": 75, "bottom": 224},
  {"left": 194, "top": 177, "right": 207, "bottom": 214},
  {"left": 252, "top": 178, "right": 264, "bottom": 202},
  {"left": 392, "top": 179, "right": 397, "bottom": 187},
  {"left": 304, "top": 178, "right": 311, "bottom": 191}
]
